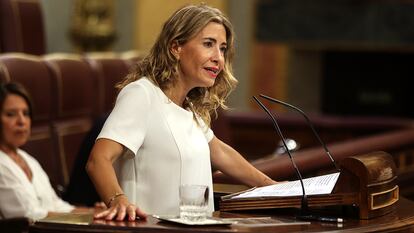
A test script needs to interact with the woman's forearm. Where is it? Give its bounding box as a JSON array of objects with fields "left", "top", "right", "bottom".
[
  {"left": 210, "top": 137, "right": 276, "bottom": 187},
  {"left": 86, "top": 157, "right": 124, "bottom": 205},
  {"left": 86, "top": 140, "right": 147, "bottom": 221},
  {"left": 86, "top": 139, "right": 126, "bottom": 206},
  {"left": 222, "top": 146, "right": 274, "bottom": 187}
]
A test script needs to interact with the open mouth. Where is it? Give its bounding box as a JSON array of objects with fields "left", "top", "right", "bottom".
[{"left": 204, "top": 67, "right": 220, "bottom": 76}]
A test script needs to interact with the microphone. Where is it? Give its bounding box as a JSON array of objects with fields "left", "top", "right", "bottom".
[
  {"left": 259, "top": 94, "right": 340, "bottom": 172},
  {"left": 252, "top": 96, "right": 308, "bottom": 215}
]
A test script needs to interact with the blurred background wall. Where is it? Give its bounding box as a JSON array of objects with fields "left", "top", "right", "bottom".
[
  {"left": 40, "top": 0, "right": 255, "bottom": 109},
  {"left": 39, "top": 0, "right": 414, "bottom": 117}
]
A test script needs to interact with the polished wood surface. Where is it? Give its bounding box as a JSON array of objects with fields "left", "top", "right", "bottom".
[
  {"left": 30, "top": 197, "right": 414, "bottom": 233},
  {"left": 219, "top": 152, "right": 400, "bottom": 220}
]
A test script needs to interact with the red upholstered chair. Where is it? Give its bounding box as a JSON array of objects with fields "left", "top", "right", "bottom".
[
  {"left": 44, "top": 54, "right": 98, "bottom": 185},
  {"left": 0, "top": 57, "right": 10, "bottom": 83},
  {"left": 0, "top": 53, "right": 64, "bottom": 191},
  {"left": 85, "top": 52, "right": 131, "bottom": 115},
  {"left": 0, "top": 0, "right": 46, "bottom": 55},
  {"left": 0, "top": 53, "right": 52, "bottom": 123}
]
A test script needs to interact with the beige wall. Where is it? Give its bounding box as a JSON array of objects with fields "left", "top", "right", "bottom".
[
  {"left": 134, "top": 0, "right": 227, "bottom": 52},
  {"left": 42, "top": 0, "right": 135, "bottom": 53}
]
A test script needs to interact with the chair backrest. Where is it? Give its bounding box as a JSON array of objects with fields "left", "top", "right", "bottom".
[
  {"left": 0, "top": 53, "right": 52, "bottom": 123},
  {"left": 0, "top": 0, "right": 46, "bottom": 55},
  {"left": 0, "top": 51, "right": 143, "bottom": 192},
  {"left": 44, "top": 54, "right": 97, "bottom": 120},
  {"left": 0, "top": 53, "right": 63, "bottom": 191},
  {"left": 44, "top": 54, "right": 97, "bottom": 185},
  {"left": 85, "top": 52, "right": 130, "bottom": 115}
]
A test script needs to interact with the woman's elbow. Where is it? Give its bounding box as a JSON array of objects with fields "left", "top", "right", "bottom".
[
  {"left": 85, "top": 139, "right": 122, "bottom": 175},
  {"left": 85, "top": 154, "right": 95, "bottom": 177},
  {"left": 85, "top": 148, "right": 100, "bottom": 176}
]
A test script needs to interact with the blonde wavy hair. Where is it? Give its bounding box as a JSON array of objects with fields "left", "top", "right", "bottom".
[{"left": 117, "top": 4, "right": 238, "bottom": 126}]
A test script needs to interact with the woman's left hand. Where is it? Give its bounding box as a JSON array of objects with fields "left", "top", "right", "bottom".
[
  {"left": 93, "top": 195, "right": 147, "bottom": 221},
  {"left": 94, "top": 201, "right": 107, "bottom": 210}
]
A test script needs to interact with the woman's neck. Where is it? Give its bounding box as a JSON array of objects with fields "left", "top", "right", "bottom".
[
  {"left": 0, "top": 144, "right": 18, "bottom": 156},
  {"left": 1, "top": 143, "right": 33, "bottom": 181},
  {"left": 164, "top": 82, "right": 189, "bottom": 108}
]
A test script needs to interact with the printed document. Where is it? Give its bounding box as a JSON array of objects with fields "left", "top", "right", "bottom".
[{"left": 232, "top": 172, "right": 340, "bottom": 199}]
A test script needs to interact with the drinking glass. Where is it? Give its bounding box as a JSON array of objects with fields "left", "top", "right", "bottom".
[{"left": 179, "top": 184, "right": 209, "bottom": 222}]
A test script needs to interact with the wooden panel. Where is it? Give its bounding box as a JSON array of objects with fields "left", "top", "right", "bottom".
[
  {"left": 251, "top": 43, "right": 288, "bottom": 111},
  {"left": 29, "top": 198, "right": 414, "bottom": 232}
]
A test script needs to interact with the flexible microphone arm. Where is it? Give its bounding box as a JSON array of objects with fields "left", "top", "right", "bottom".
[
  {"left": 253, "top": 96, "right": 308, "bottom": 214},
  {"left": 259, "top": 94, "right": 340, "bottom": 172}
]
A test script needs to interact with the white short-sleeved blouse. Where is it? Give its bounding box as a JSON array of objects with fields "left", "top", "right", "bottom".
[
  {"left": 97, "top": 77, "right": 215, "bottom": 216},
  {"left": 0, "top": 149, "right": 74, "bottom": 220}
]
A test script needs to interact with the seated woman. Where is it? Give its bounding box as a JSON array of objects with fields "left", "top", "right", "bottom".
[{"left": 0, "top": 82, "right": 90, "bottom": 220}]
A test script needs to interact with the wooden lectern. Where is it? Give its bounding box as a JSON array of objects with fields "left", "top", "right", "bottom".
[{"left": 220, "top": 151, "right": 399, "bottom": 219}]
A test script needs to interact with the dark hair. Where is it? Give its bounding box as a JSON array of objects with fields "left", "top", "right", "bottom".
[{"left": 0, "top": 82, "right": 33, "bottom": 120}]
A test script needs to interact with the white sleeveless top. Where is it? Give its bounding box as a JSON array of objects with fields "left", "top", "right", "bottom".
[{"left": 97, "top": 77, "right": 214, "bottom": 216}]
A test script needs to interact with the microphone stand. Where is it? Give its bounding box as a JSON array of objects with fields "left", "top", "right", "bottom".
[
  {"left": 259, "top": 94, "right": 340, "bottom": 172},
  {"left": 254, "top": 95, "right": 344, "bottom": 223},
  {"left": 253, "top": 96, "right": 308, "bottom": 215}
]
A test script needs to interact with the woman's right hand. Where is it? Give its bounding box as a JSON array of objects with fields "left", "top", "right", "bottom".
[{"left": 94, "top": 196, "right": 147, "bottom": 221}]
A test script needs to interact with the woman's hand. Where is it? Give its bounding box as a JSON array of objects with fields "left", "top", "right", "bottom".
[
  {"left": 87, "top": 139, "right": 146, "bottom": 221},
  {"left": 94, "top": 196, "right": 147, "bottom": 221},
  {"left": 94, "top": 201, "right": 107, "bottom": 209},
  {"left": 262, "top": 177, "right": 279, "bottom": 186}
]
